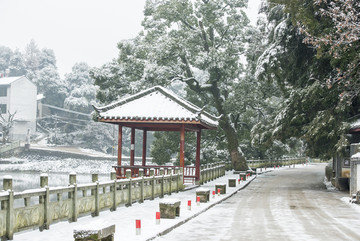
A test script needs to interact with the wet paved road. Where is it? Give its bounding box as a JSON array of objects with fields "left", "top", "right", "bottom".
[{"left": 156, "top": 164, "right": 360, "bottom": 241}]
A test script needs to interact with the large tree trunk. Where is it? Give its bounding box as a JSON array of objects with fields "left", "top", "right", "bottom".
[
  {"left": 219, "top": 114, "right": 248, "bottom": 171},
  {"left": 180, "top": 55, "right": 248, "bottom": 171},
  {"left": 210, "top": 82, "right": 248, "bottom": 171}
]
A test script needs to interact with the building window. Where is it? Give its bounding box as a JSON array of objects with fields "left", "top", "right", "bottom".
[
  {"left": 0, "top": 104, "right": 6, "bottom": 114},
  {"left": 0, "top": 87, "right": 7, "bottom": 97}
]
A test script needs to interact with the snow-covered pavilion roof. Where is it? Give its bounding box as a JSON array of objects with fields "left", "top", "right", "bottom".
[
  {"left": 350, "top": 119, "right": 360, "bottom": 133},
  {"left": 93, "top": 86, "right": 219, "bottom": 130}
]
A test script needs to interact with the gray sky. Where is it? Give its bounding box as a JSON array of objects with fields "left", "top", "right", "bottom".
[{"left": 0, "top": 0, "right": 261, "bottom": 78}]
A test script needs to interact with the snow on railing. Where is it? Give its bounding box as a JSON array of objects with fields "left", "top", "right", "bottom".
[
  {"left": 0, "top": 163, "right": 227, "bottom": 239},
  {"left": 0, "top": 140, "right": 20, "bottom": 153},
  {"left": 0, "top": 171, "right": 183, "bottom": 239}
]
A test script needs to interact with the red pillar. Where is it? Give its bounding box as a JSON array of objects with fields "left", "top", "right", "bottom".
[
  {"left": 117, "top": 125, "right": 122, "bottom": 176},
  {"left": 179, "top": 124, "right": 185, "bottom": 169},
  {"left": 130, "top": 127, "right": 135, "bottom": 166},
  {"left": 195, "top": 130, "right": 201, "bottom": 182},
  {"left": 142, "top": 129, "right": 147, "bottom": 167}
]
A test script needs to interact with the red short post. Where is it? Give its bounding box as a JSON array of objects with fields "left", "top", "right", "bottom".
[
  {"left": 196, "top": 196, "right": 200, "bottom": 206},
  {"left": 217, "top": 188, "right": 221, "bottom": 196},
  {"left": 212, "top": 190, "right": 215, "bottom": 198},
  {"left": 241, "top": 177, "right": 243, "bottom": 182},
  {"left": 188, "top": 200, "right": 191, "bottom": 211},
  {"left": 156, "top": 212, "right": 160, "bottom": 225},
  {"left": 136, "top": 219, "right": 141, "bottom": 235},
  {"left": 238, "top": 178, "right": 240, "bottom": 184}
]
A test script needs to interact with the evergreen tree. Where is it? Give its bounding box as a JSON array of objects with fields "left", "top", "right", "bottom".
[
  {"left": 254, "top": 0, "right": 359, "bottom": 159},
  {"left": 9, "top": 49, "right": 27, "bottom": 77},
  {"left": 24, "top": 39, "right": 41, "bottom": 80},
  {"left": 64, "top": 62, "right": 97, "bottom": 113},
  {"left": 39, "top": 48, "right": 57, "bottom": 69},
  {"left": 92, "top": 0, "right": 253, "bottom": 170},
  {"left": 34, "top": 66, "right": 67, "bottom": 107},
  {"left": 0, "top": 46, "right": 12, "bottom": 75}
]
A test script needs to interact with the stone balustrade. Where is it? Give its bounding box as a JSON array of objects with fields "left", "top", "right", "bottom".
[
  {"left": 0, "top": 169, "right": 183, "bottom": 240},
  {"left": 199, "top": 163, "right": 226, "bottom": 185},
  {"left": 0, "top": 163, "right": 226, "bottom": 239}
]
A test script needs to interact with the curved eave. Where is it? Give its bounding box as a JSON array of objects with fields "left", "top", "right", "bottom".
[
  {"left": 349, "top": 127, "right": 360, "bottom": 134},
  {"left": 92, "top": 86, "right": 220, "bottom": 125},
  {"left": 98, "top": 117, "right": 217, "bottom": 130}
]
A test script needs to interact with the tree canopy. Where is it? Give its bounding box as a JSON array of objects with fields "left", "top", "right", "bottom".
[
  {"left": 1, "top": 0, "right": 356, "bottom": 163},
  {"left": 92, "top": 0, "right": 258, "bottom": 170},
  {"left": 254, "top": 0, "right": 360, "bottom": 159}
]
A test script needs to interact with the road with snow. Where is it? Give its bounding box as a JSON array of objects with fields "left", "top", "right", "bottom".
[{"left": 155, "top": 164, "right": 360, "bottom": 241}]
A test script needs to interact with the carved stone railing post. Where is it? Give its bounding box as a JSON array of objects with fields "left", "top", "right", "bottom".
[
  {"left": 92, "top": 173, "right": 99, "bottom": 217},
  {"left": 139, "top": 169, "right": 144, "bottom": 203},
  {"left": 126, "top": 169, "right": 131, "bottom": 179},
  {"left": 168, "top": 168, "right": 173, "bottom": 195},
  {"left": 110, "top": 170, "right": 117, "bottom": 181},
  {"left": 175, "top": 167, "right": 180, "bottom": 193},
  {"left": 40, "top": 173, "right": 49, "bottom": 230},
  {"left": 110, "top": 170, "right": 117, "bottom": 211},
  {"left": 112, "top": 179, "right": 117, "bottom": 212},
  {"left": 200, "top": 165, "right": 204, "bottom": 184},
  {"left": 160, "top": 168, "right": 164, "bottom": 198},
  {"left": 3, "top": 176, "right": 14, "bottom": 240},
  {"left": 128, "top": 178, "right": 132, "bottom": 207},
  {"left": 69, "top": 172, "right": 77, "bottom": 222},
  {"left": 150, "top": 168, "right": 155, "bottom": 200},
  {"left": 92, "top": 174, "right": 98, "bottom": 195}
]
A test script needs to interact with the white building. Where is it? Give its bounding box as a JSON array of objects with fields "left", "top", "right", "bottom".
[{"left": 0, "top": 76, "right": 37, "bottom": 141}]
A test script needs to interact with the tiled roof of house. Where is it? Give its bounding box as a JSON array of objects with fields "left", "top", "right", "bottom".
[{"left": 93, "top": 86, "right": 219, "bottom": 129}]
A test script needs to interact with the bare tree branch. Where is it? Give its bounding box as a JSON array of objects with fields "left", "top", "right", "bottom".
[{"left": 0, "top": 110, "right": 16, "bottom": 144}]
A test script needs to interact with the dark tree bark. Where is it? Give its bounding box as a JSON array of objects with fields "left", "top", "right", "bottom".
[{"left": 210, "top": 81, "right": 248, "bottom": 171}]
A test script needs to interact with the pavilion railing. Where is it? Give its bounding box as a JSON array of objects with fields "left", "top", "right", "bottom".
[{"left": 113, "top": 162, "right": 226, "bottom": 184}]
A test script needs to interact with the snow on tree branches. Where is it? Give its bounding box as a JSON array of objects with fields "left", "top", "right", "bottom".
[{"left": 298, "top": 0, "right": 360, "bottom": 102}]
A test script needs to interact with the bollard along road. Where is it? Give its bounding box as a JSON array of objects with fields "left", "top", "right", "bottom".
[{"left": 154, "top": 163, "right": 360, "bottom": 241}]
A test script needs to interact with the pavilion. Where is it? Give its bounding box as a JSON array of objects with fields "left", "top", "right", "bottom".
[{"left": 92, "top": 86, "right": 219, "bottom": 183}]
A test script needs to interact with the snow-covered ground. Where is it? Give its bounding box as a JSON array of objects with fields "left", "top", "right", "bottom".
[
  {"left": 0, "top": 153, "right": 161, "bottom": 192},
  {"left": 0, "top": 155, "right": 115, "bottom": 192},
  {"left": 13, "top": 170, "right": 261, "bottom": 241},
  {"left": 0, "top": 156, "right": 114, "bottom": 176},
  {"left": 31, "top": 140, "right": 115, "bottom": 158}
]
